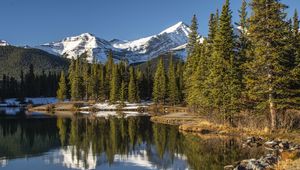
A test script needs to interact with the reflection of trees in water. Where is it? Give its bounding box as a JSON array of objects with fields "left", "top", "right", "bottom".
[
  {"left": 56, "top": 116, "right": 154, "bottom": 168},
  {"left": 182, "top": 135, "right": 267, "bottom": 170},
  {"left": 0, "top": 117, "right": 267, "bottom": 170},
  {"left": 0, "top": 118, "right": 59, "bottom": 159},
  {"left": 56, "top": 117, "right": 268, "bottom": 170}
]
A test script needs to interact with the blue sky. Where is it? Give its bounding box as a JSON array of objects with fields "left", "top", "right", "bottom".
[{"left": 0, "top": 0, "right": 299, "bottom": 46}]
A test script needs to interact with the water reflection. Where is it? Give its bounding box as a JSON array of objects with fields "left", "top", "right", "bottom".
[{"left": 0, "top": 113, "right": 267, "bottom": 170}]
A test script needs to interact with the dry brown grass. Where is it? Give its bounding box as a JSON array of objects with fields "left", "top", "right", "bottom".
[{"left": 276, "top": 152, "right": 300, "bottom": 170}]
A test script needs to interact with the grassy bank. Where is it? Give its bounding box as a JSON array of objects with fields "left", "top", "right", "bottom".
[{"left": 151, "top": 112, "right": 300, "bottom": 170}]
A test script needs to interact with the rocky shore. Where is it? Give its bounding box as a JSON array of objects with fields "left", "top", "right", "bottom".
[
  {"left": 151, "top": 112, "right": 300, "bottom": 170},
  {"left": 225, "top": 137, "right": 300, "bottom": 170}
]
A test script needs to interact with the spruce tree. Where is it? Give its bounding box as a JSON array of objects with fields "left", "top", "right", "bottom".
[
  {"left": 293, "top": 10, "right": 300, "bottom": 64},
  {"left": 208, "top": 10, "right": 219, "bottom": 42},
  {"left": 187, "top": 14, "right": 199, "bottom": 55},
  {"left": 188, "top": 41, "right": 211, "bottom": 111},
  {"left": 245, "top": 0, "right": 291, "bottom": 129},
  {"left": 109, "top": 64, "right": 119, "bottom": 103},
  {"left": 105, "top": 51, "right": 114, "bottom": 98},
  {"left": 98, "top": 64, "right": 106, "bottom": 101},
  {"left": 71, "top": 59, "right": 83, "bottom": 101},
  {"left": 19, "top": 70, "right": 25, "bottom": 100},
  {"left": 207, "top": 0, "right": 241, "bottom": 122},
  {"left": 236, "top": 0, "right": 249, "bottom": 66},
  {"left": 152, "top": 58, "right": 167, "bottom": 104},
  {"left": 82, "top": 60, "right": 90, "bottom": 100},
  {"left": 135, "top": 68, "right": 142, "bottom": 102},
  {"left": 176, "top": 61, "right": 184, "bottom": 102},
  {"left": 167, "top": 56, "right": 179, "bottom": 105},
  {"left": 184, "top": 15, "right": 200, "bottom": 99},
  {"left": 57, "top": 71, "right": 67, "bottom": 101},
  {"left": 128, "top": 67, "right": 137, "bottom": 103},
  {"left": 120, "top": 80, "right": 127, "bottom": 104}
]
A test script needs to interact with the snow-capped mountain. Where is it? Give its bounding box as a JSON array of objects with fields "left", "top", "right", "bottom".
[
  {"left": 35, "top": 22, "right": 192, "bottom": 63},
  {"left": 0, "top": 40, "right": 10, "bottom": 46}
]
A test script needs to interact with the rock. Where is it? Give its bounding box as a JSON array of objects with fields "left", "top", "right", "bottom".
[
  {"left": 234, "top": 165, "right": 247, "bottom": 170},
  {"left": 246, "top": 137, "right": 256, "bottom": 144},
  {"left": 279, "top": 141, "right": 289, "bottom": 149},
  {"left": 224, "top": 165, "right": 234, "bottom": 170},
  {"left": 264, "top": 141, "right": 278, "bottom": 150},
  {"left": 260, "top": 154, "right": 278, "bottom": 165},
  {"left": 244, "top": 137, "right": 264, "bottom": 148}
]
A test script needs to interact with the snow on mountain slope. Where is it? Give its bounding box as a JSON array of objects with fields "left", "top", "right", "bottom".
[
  {"left": 0, "top": 40, "right": 10, "bottom": 46},
  {"left": 36, "top": 33, "right": 122, "bottom": 63},
  {"left": 36, "top": 22, "right": 192, "bottom": 63}
]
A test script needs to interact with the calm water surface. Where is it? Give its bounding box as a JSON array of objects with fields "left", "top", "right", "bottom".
[{"left": 0, "top": 108, "right": 267, "bottom": 170}]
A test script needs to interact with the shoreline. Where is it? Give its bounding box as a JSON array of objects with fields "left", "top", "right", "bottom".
[{"left": 150, "top": 112, "right": 300, "bottom": 170}]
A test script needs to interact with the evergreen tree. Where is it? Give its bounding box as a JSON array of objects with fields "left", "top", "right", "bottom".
[
  {"left": 176, "top": 61, "right": 184, "bottom": 103},
  {"left": 207, "top": 0, "right": 241, "bottom": 122},
  {"left": 120, "top": 80, "right": 127, "bottom": 104},
  {"left": 293, "top": 10, "right": 300, "bottom": 64},
  {"left": 25, "top": 64, "right": 35, "bottom": 97},
  {"left": 245, "top": 0, "right": 291, "bottom": 129},
  {"left": 135, "top": 68, "right": 142, "bottom": 102},
  {"left": 109, "top": 64, "right": 119, "bottom": 103},
  {"left": 128, "top": 67, "right": 137, "bottom": 103},
  {"left": 152, "top": 58, "right": 167, "bottom": 104},
  {"left": 71, "top": 59, "right": 83, "bottom": 100},
  {"left": 184, "top": 15, "right": 200, "bottom": 99},
  {"left": 98, "top": 64, "right": 106, "bottom": 101},
  {"left": 57, "top": 71, "right": 67, "bottom": 101},
  {"left": 82, "top": 60, "right": 91, "bottom": 100},
  {"left": 188, "top": 41, "right": 211, "bottom": 111},
  {"left": 105, "top": 51, "right": 114, "bottom": 98},
  {"left": 145, "top": 61, "right": 152, "bottom": 100},
  {"left": 167, "top": 56, "right": 179, "bottom": 105},
  {"left": 90, "top": 63, "right": 99, "bottom": 100},
  {"left": 187, "top": 15, "right": 199, "bottom": 55},
  {"left": 19, "top": 70, "right": 25, "bottom": 100},
  {"left": 236, "top": 0, "right": 249, "bottom": 66},
  {"left": 208, "top": 10, "right": 219, "bottom": 42}
]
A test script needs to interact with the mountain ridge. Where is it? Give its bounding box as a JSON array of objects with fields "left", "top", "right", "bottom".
[{"left": 35, "top": 22, "right": 192, "bottom": 63}]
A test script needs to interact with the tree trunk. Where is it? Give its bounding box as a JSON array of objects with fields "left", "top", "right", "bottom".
[{"left": 269, "top": 92, "right": 277, "bottom": 130}]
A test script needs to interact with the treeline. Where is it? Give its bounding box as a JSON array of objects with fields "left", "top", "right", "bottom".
[
  {"left": 0, "top": 46, "right": 68, "bottom": 79},
  {"left": 184, "top": 0, "right": 300, "bottom": 129},
  {"left": 57, "top": 52, "right": 184, "bottom": 104},
  {"left": 57, "top": 52, "right": 147, "bottom": 103},
  {"left": 0, "top": 64, "right": 59, "bottom": 100}
]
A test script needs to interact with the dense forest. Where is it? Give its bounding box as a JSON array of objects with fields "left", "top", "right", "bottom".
[
  {"left": 56, "top": 52, "right": 184, "bottom": 104},
  {"left": 0, "top": 64, "right": 60, "bottom": 99},
  {"left": 0, "top": 46, "right": 68, "bottom": 78},
  {"left": 1, "top": 0, "right": 300, "bottom": 130},
  {"left": 184, "top": 0, "right": 300, "bottom": 130}
]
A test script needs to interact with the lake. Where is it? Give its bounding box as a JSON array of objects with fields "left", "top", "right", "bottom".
[{"left": 0, "top": 108, "right": 267, "bottom": 170}]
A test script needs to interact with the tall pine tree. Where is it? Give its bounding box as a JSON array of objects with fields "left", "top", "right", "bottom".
[
  {"left": 245, "top": 0, "right": 291, "bottom": 129},
  {"left": 128, "top": 67, "right": 137, "bottom": 103},
  {"left": 109, "top": 64, "right": 119, "bottom": 103},
  {"left": 152, "top": 58, "right": 167, "bottom": 104},
  {"left": 57, "top": 71, "right": 67, "bottom": 101},
  {"left": 167, "top": 55, "right": 179, "bottom": 105},
  {"left": 207, "top": 0, "right": 241, "bottom": 122}
]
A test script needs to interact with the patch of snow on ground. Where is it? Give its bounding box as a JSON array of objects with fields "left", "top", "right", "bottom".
[
  {"left": 94, "top": 103, "right": 118, "bottom": 110},
  {"left": 95, "top": 111, "right": 118, "bottom": 118}
]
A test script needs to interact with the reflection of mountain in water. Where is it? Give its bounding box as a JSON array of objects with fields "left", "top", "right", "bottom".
[
  {"left": 51, "top": 116, "right": 190, "bottom": 169},
  {"left": 0, "top": 158, "right": 8, "bottom": 167},
  {"left": 46, "top": 143, "right": 189, "bottom": 170},
  {"left": 0, "top": 114, "right": 268, "bottom": 170}
]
